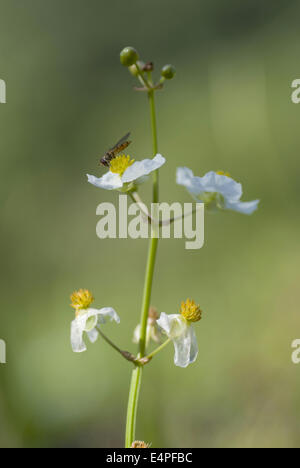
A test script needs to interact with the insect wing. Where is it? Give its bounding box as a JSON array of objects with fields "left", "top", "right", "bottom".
[{"left": 109, "top": 132, "right": 131, "bottom": 151}]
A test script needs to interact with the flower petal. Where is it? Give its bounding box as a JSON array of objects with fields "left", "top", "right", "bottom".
[
  {"left": 225, "top": 199, "right": 260, "bottom": 215},
  {"left": 177, "top": 168, "right": 259, "bottom": 215},
  {"left": 71, "top": 317, "right": 87, "bottom": 353},
  {"left": 70, "top": 308, "right": 119, "bottom": 353},
  {"left": 177, "top": 168, "right": 242, "bottom": 201},
  {"left": 157, "top": 313, "right": 198, "bottom": 368},
  {"left": 157, "top": 313, "right": 186, "bottom": 339},
  {"left": 135, "top": 323, "right": 152, "bottom": 347},
  {"left": 188, "top": 326, "right": 198, "bottom": 364},
  {"left": 133, "top": 324, "right": 141, "bottom": 344},
  {"left": 87, "top": 328, "right": 99, "bottom": 343},
  {"left": 71, "top": 308, "right": 101, "bottom": 352},
  {"left": 94, "top": 307, "right": 120, "bottom": 325},
  {"left": 150, "top": 324, "right": 163, "bottom": 344},
  {"left": 201, "top": 171, "right": 242, "bottom": 201},
  {"left": 176, "top": 167, "right": 198, "bottom": 193},
  {"left": 135, "top": 175, "right": 150, "bottom": 185},
  {"left": 122, "top": 154, "right": 166, "bottom": 183},
  {"left": 173, "top": 325, "right": 198, "bottom": 368},
  {"left": 87, "top": 172, "right": 123, "bottom": 190}
]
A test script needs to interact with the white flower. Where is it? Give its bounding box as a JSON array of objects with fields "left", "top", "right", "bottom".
[
  {"left": 156, "top": 300, "right": 202, "bottom": 368},
  {"left": 71, "top": 306, "right": 120, "bottom": 353},
  {"left": 157, "top": 313, "right": 198, "bottom": 368},
  {"left": 87, "top": 153, "right": 166, "bottom": 191},
  {"left": 176, "top": 168, "right": 259, "bottom": 214}
]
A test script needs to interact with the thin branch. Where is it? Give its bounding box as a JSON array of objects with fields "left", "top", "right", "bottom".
[{"left": 97, "top": 327, "right": 137, "bottom": 364}]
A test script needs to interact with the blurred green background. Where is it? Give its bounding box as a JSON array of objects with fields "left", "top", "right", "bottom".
[{"left": 1, "top": 0, "right": 300, "bottom": 448}]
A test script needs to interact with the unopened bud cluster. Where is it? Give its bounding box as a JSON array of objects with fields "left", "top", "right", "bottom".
[{"left": 120, "top": 46, "right": 176, "bottom": 90}]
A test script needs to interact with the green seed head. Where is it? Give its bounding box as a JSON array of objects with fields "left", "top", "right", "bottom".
[
  {"left": 161, "top": 64, "right": 176, "bottom": 80},
  {"left": 120, "top": 47, "right": 139, "bottom": 67}
]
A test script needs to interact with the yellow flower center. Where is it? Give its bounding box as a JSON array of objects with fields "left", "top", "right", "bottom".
[
  {"left": 109, "top": 154, "right": 135, "bottom": 176},
  {"left": 70, "top": 289, "right": 94, "bottom": 314},
  {"left": 217, "top": 170, "right": 231, "bottom": 178},
  {"left": 180, "top": 298, "right": 202, "bottom": 323}
]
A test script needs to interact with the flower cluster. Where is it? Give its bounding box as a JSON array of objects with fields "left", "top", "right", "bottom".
[
  {"left": 87, "top": 150, "right": 258, "bottom": 215},
  {"left": 68, "top": 45, "right": 260, "bottom": 449},
  {"left": 73, "top": 150, "right": 259, "bottom": 363},
  {"left": 70, "top": 292, "right": 202, "bottom": 369},
  {"left": 72, "top": 104, "right": 259, "bottom": 366}
]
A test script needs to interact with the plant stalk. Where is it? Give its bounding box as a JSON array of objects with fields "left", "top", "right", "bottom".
[{"left": 125, "top": 86, "right": 159, "bottom": 447}]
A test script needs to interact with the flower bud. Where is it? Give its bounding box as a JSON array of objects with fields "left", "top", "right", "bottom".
[
  {"left": 120, "top": 47, "right": 139, "bottom": 67},
  {"left": 161, "top": 64, "right": 176, "bottom": 80}
]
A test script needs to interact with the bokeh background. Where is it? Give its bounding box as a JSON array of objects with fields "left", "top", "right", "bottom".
[{"left": 1, "top": 0, "right": 300, "bottom": 448}]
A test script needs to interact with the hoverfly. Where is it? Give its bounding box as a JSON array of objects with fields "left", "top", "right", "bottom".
[{"left": 100, "top": 132, "right": 132, "bottom": 167}]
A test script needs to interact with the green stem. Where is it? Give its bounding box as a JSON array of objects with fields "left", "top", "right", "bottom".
[
  {"left": 125, "top": 366, "right": 142, "bottom": 448},
  {"left": 148, "top": 90, "right": 159, "bottom": 203},
  {"left": 142, "top": 338, "right": 172, "bottom": 362},
  {"left": 135, "top": 62, "right": 151, "bottom": 89},
  {"left": 139, "top": 88, "right": 159, "bottom": 356},
  {"left": 138, "top": 237, "right": 159, "bottom": 356},
  {"left": 125, "top": 86, "right": 160, "bottom": 448}
]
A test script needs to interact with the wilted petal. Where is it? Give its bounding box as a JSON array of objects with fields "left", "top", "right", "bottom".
[
  {"left": 157, "top": 312, "right": 186, "bottom": 339},
  {"left": 122, "top": 154, "right": 166, "bottom": 183},
  {"left": 71, "top": 308, "right": 101, "bottom": 353},
  {"left": 71, "top": 307, "right": 120, "bottom": 353},
  {"left": 87, "top": 172, "right": 123, "bottom": 190},
  {"left": 157, "top": 313, "right": 197, "bottom": 368},
  {"left": 172, "top": 325, "right": 198, "bottom": 368},
  {"left": 187, "top": 326, "right": 198, "bottom": 364},
  {"left": 71, "top": 317, "right": 87, "bottom": 353}
]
